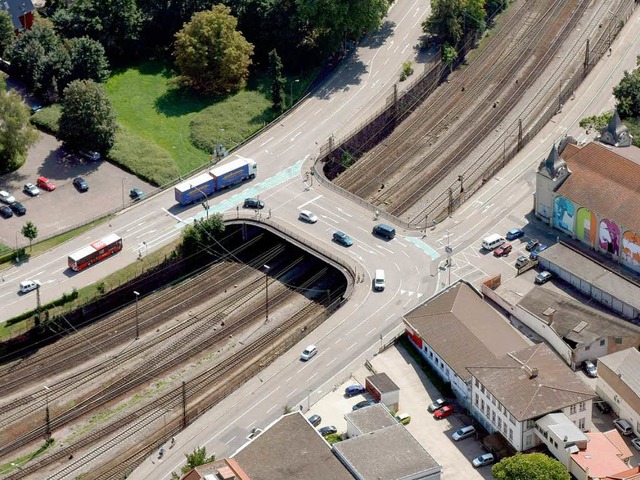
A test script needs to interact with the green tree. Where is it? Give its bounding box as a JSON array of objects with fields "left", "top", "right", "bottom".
[
  {"left": 579, "top": 111, "right": 612, "bottom": 135},
  {"left": 58, "top": 80, "right": 117, "bottom": 153},
  {"left": 492, "top": 453, "right": 570, "bottom": 480},
  {"left": 423, "top": 0, "right": 464, "bottom": 47},
  {"left": 171, "top": 446, "right": 216, "bottom": 480},
  {"left": 297, "top": 0, "right": 389, "bottom": 54},
  {"left": 174, "top": 5, "right": 254, "bottom": 94},
  {"left": 268, "top": 49, "right": 285, "bottom": 112},
  {"left": 0, "top": 10, "right": 14, "bottom": 58},
  {"left": 68, "top": 37, "right": 110, "bottom": 83},
  {"left": 0, "top": 77, "right": 39, "bottom": 171},
  {"left": 177, "top": 214, "right": 225, "bottom": 259},
  {"left": 613, "top": 56, "right": 640, "bottom": 119},
  {"left": 21, "top": 221, "right": 39, "bottom": 251},
  {"left": 442, "top": 43, "right": 458, "bottom": 72}
]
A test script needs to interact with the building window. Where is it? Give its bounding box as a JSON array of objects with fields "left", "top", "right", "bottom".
[
  {"left": 498, "top": 417, "right": 502, "bottom": 430},
  {"left": 526, "top": 419, "right": 534, "bottom": 429},
  {"left": 509, "top": 428, "right": 513, "bottom": 442},
  {"left": 585, "top": 345, "right": 590, "bottom": 351},
  {"left": 429, "top": 351, "right": 433, "bottom": 358},
  {"left": 492, "top": 411, "right": 496, "bottom": 425},
  {"left": 600, "top": 339, "right": 605, "bottom": 346},
  {"left": 525, "top": 434, "right": 532, "bottom": 448},
  {"left": 614, "top": 337, "right": 622, "bottom": 344},
  {"left": 492, "top": 396, "right": 497, "bottom": 406},
  {"left": 481, "top": 399, "right": 484, "bottom": 411},
  {"left": 475, "top": 394, "right": 479, "bottom": 406},
  {"left": 579, "top": 401, "right": 586, "bottom": 412},
  {"left": 475, "top": 378, "right": 479, "bottom": 388},
  {"left": 502, "top": 422, "right": 507, "bottom": 434},
  {"left": 509, "top": 413, "right": 516, "bottom": 425},
  {"left": 578, "top": 417, "right": 586, "bottom": 430},
  {"left": 481, "top": 385, "right": 485, "bottom": 394},
  {"left": 569, "top": 405, "right": 576, "bottom": 415}
]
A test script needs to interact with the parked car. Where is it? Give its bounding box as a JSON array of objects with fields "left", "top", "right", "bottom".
[
  {"left": 529, "top": 244, "right": 548, "bottom": 260},
  {"left": 37, "top": 176, "right": 56, "bottom": 191},
  {"left": 583, "top": 360, "right": 597, "bottom": 378},
  {"left": 299, "top": 210, "right": 318, "bottom": 223},
  {"left": 80, "top": 150, "right": 101, "bottom": 161},
  {"left": 0, "top": 205, "right": 13, "bottom": 218},
  {"left": 595, "top": 400, "right": 611, "bottom": 414},
  {"left": 19, "top": 280, "right": 40, "bottom": 293},
  {"left": 534, "top": 271, "right": 553, "bottom": 284},
  {"left": 525, "top": 239, "right": 540, "bottom": 252},
  {"left": 631, "top": 437, "right": 640, "bottom": 451},
  {"left": 243, "top": 197, "right": 265, "bottom": 209},
  {"left": 0, "top": 190, "right": 16, "bottom": 204},
  {"left": 493, "top": 243, "right": 512, "bottom": 257},
  {"left": 434, "top": 405, "right": 455, "bottom": 419},
  {"left": 130, "top": 188, "right": 145, "bottom": 201},
  {"left": 318, "top": 425, "right": 337, "bottom": 436},
  {"left": 396, "top": 412, "right": 411, "bottom": 425},
  {"left": 452, "top": 425, "right": 476, "bottom": 441},
  {"left": 73, "top": 177, "right": 89, "bottom": 192},
  {"left": 9, "top": 202, "right": 26, "bottom": 215},
  {"left": 472, "top": 453, "right": 495, "bottom": 468},
  {"left": 427, "top": 398, "right": 450, "bottom": 413},
  {"left": 352, "top": 400, "right": 376, "bottom": 411},
  {"left": 23, "top": 183, "right": 40, "bottom": 196},
  {"left": 300, "top": 345, "right": 317, "bottom": 361},
  {"left": 30, "top": 104, "right": 42, "bottom": 114},
  {"left": 307, "top": 414, "right": 321, "bottom": 427},
  {"left": 614, "top": 418, "right": 634, "bottom": 435},
  {"left": 332, "top": 231, "right": 353, "bottom": 247},
  {"left": 515, "top": 255, "right": 529, "bottom": 269},
  {"left": 506, "top": 228, "right": 525, "bottom": 240},
  {"left": 344, "top": 385, "right": 366, "bottom": 397}
]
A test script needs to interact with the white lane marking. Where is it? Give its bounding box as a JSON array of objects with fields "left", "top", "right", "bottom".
[
  {"left": 365, "top": 327, "right": 376, "bottom": 336},
  {"left": 336, "top": 208, "right": 352, "bottom": 218},
  {"left": 247, "top": 420, "right": 256, "bottom": 429},
  {"left": 260, "top": 137, "right": 274, "bottom": 146},
  {"left": 346, "top": 342, "right": 357, "bottom": 351},
  {"left": 308, "top": 372, "right": 318, "bottom": 381},
  {"left": 313, "top": 108, "right": 322, "bottom": 116},
  {"left": 266, "top": 404, "right": 278, "bottom": 414},
  {"left": 285, "top": 376, "right": 292, "bottom": 383},
  {"left": 287, "top": 389, "right": 297, "bottom": 398},
  {"left": 376, "top": 245, "right": 394, "bottom": 254},
  {"left": 298, "top": 195, "right": 323, "bottom": 209},
  {"left": 394, "top": 239, "right": 407, "bottom": 247},
  {"left": 327, "top": 357, "right": 338, "bottom": 366}
]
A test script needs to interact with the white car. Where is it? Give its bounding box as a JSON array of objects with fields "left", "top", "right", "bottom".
[
  {"left": 23, "top": 183, "right": 40, "bottom": 196},
  {"left": 300, "top": 345, "right": 317, "bottom": 361},
  {"left": 19, "top": 280, "right": 41, "bottom": 293},
  {"left": 298, "top": 210, "right": 318, "bottom": 223},
  {"left": 472, "top": 453, "right": 495, "bottom": 468},
  {"left": 632, "top": 437, "right": 640, "bottom": 451},
  {"left": 0, "top": 190, "right": 16, "bottom": 204},
  {"left": 452, "top": 425, "right": 476, "bottom": 441}
]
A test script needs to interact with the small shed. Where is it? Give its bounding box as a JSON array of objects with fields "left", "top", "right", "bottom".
[{"left": 366, "top": 372, "right": 400, "bottom": 412}]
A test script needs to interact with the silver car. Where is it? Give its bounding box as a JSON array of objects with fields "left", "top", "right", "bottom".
[{"left": 0, "top": 190, "right": 16, "bottom": 204}]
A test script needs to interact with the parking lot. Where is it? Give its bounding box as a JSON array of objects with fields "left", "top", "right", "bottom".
[
  {"left": 307, "top": 344, "right": 493, "bottom": 479},
  {"left": 0, "top": 132, "right": 155, "bottom": 248}
]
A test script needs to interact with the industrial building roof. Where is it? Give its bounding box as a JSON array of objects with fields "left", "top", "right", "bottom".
[
  {"left": 572, "top": 430, "right": 633, "bottom": 478},
  {"left": 538, "top": 243, "right": 640, "bottom": 313},
  {"left": 333, "top": 424, "right": 441, "bottom": 480},
  {"left": 345, "top": 403, "right": 398, "bottom": 435},
  {"left": 366, "top": 373, "right": 399, "bottom": 393},
  {"left": 468, "top": 343, "right": 595, "bottom": 422},
  {"left": 0, "top": 0, "right": 34, "bottom": 30},
  {"left": 233, "top": 412, "right": 352, "bottom": 480},
  {"left": 518, "top": 288, "right": 640, "bottom": 347},
  {"left": 404, "top": 281, "right": 530, "bottom": 381},
  {"left": 536, "top": 412, "right": 588, "bottom": 443},
  {"left": 558, "top": 142, "right": 640, "bottom": 233},
  {"left": 598, "top": 348, "right": 640, "bottom": 396}
]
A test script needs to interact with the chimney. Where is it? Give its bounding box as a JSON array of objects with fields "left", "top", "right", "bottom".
[
  {"left": 542, "top": 307, "right": 556, "bottom": 325},
  {"left": 523, "top": 364, "right": 539, "bottom": 378}
]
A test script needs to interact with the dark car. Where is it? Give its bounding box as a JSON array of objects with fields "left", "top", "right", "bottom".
[
  {"left": 595, "top": 401, "right": 611, "bottom": 414},
  {"left": 506, "top": 228, "right": 525, "bottom": 240},
  {"left": 243, "top": 197, "right": 265, "bottom": 209},
  {"left": 529, "top": 244, "right": 548, "bottom": 260},
  {"left": 493, "top": 243, "right": 512, "bottom": 257},
  {"left": 352, "top": 400, "right": 376, "bottom": 411},
  {"left": 73, "top": 177, "right": 89, "bottom": 192},
  {"left": 318, "top": 426, "right": 337, "bottom": 436},
  {"left": 332, "top": 231, "right": 353, "bottom": 247},
  {"left": 427, "top": 398, "right": 450, "bottom": 413},
  {"left": 525, "top": 239, "right": 540, "bottom": 252},
  {"left": 9, "top": 202, "right": 26, "bottom": 215},
  {"left": 130, "top": 188, "right": 145, "bottom": 201},
  {"left": 345, "top": 385, "right": 366, "bottom": 397},
  {"left": 0, "top": 205, "right": 12, "bottom": 218},
  {"left": 307, "top": 414, "right": 322, "bottom": 427}
]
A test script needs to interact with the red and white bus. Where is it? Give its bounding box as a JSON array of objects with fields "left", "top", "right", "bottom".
[{"left": 68, "top": 233, "right": 123, "bottom": 271}]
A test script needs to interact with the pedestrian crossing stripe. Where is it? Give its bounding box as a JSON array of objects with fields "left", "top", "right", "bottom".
[{"left": 404, "top": 236, "right": 440, "bottom": 260}]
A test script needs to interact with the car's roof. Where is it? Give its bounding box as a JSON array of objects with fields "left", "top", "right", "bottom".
[
  {"left": 305, "top": 344, "right": 316, "bottom": 350},
  {"left": 300, "top": 209, "right": 313, "bottom": 215}
]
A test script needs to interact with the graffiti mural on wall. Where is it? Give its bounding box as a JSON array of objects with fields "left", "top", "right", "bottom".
[
  {"left": 599, "top": 219, "right": 621, "bottom": 255},
  {"left": 554, "top": 196, "right": 575, "bottom": 234},
  {"left": 622, "top": 231, "right": 640, "bottom": 270},
  {"left": 576, "top": 207, "right": 597, "bottom": 245}
]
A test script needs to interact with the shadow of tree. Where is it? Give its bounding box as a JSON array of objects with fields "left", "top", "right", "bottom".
[
  {"left": 311, "top": 57, "right": 368, "bottom": 101},
  {"left": 154, "top": 86, "right": 219, "bottom": 117},
  {"left": 363, "top": 20, "right": 397, "bottom": 49}
]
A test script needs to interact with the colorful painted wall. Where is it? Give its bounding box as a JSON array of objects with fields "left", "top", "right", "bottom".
[
  {"left": 622, "top": 231, "right": 640, "bottom": 271},
  {"left": 554, "top": 196, "right": 575, "bottom": 234},
  {"left": 599, "top": 219, "right": 621, "bottom": 255},
  {"left": 575, "top": 207, "right": 597, "bottom": 246}
]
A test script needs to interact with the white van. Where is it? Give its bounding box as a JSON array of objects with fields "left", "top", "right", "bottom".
[
  {"left": 481, "top": 233, "right": 506, "bottom": 251},
  {"left": 373, "top": 269, "right": 385, "bottom": 291}
]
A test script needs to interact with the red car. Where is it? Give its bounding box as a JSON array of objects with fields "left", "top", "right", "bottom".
[
  {"left": 493, "top": 243, "right": 512, "bottom": 257},
  {"left": 37, "top": 176, "right": 56, "bottom": 191},
  {"left": 434, "top": 405, "right": 455, "bottom": 419}
]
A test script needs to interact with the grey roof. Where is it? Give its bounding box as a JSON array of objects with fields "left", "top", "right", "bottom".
[
  {"left": 0, "top": 0, "right": 34, "bottom": 30},
  {"left": 599, "top": 110, "right": 632, "bottom": 147},
  {"left": 598, "top": 348, "right": 640, "bottom": 396},
  {"left": 344, "top": 403, "right": 397, "bottom": 435},
  {"left": 518, "top": 288, "right": 640, "bottom": 347},
  {"left": 468, "top": 343, "right": 596, "bottom": 422},
  {"left": 404, "top": 281, "right": 530, "bottom": 381},
  {"left": 233, "top": 412, "right": 352, "bottom": 480},
  {"left": 366, "top": 373, "right": 399, "bottom": 394},
  {"left": 538, "top": 144, "right": 567, "bottom": 179},
  {"left": 536, "top": 413, "right": 589, "bottom": 443},
  {"left": 538, "top": 244, "right": 640, "bottom": 313},
  {"left": 333, "top": 424, "right": 441, "bottom": 480}
]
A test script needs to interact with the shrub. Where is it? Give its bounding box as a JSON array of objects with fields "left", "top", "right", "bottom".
[
  {"left": 400, "top": 61, "right": 414, "bottom": 81},
  {"left": 30, "top": 104, "right": 61, "bottom": 134}
]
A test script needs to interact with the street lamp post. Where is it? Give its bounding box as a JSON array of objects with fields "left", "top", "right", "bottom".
[
  {"left": 307, "top": 389, "right": 312, "bottom": 411},
  {"left": 290, "top": 79, "right": 300, "bottom": 108},
  {"left": 263, "top": 265, "right": 270, "bottom": 322},
  {"left": 121, "top": 177, "right": 125, "bottom": 210},
  {"left": 133, "top": 291, "right": 140, "bottom": 340},
  {"left": 43, "top": 385, "right": 51, "bottom": 440},
  {"left": 190, "top": 184, "right": 210, "bottom": 219}
]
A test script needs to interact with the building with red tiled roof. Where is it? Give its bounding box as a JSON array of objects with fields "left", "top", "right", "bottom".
[
  {"left": 569, "top": 430, "right": 633, "bottom": 480},
  {"left": 180, "top": 457, "right": 251, "bottom": 480},
  {"left": 605, "top": 466, "right": 640, "bottom": 480},
  {"left": 534, "top": 114, "right": 640, "bottom": 275}
]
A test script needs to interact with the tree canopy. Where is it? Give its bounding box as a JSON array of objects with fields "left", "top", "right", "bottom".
[
  {"left": 177, "top": 214, "right": 226, "bottom": 261},
  {"left": 58, "top": 79, "right": 117, "bottom": 153},
  {"left": 21, "top": 221, "right": 39, "bottom": 250},
  {"left": 68, "top": 37, "right": 110, "bottom": 83},
  {"left": 0, "top": 10, "right": 14, "bottom": 58},
  {"left": 174, "top": 5, "right": 254, "bottom": 94},
  {"left": 613, "top": 56, "right": 640, "bottom": 118},
  {"left": 171, "top": 446, "right": 216, "bottom": 480},
  {"left": 492, "top": 453, "right": 570, "bottom": 480},
  {"left": 0, "top": 77, "right": 39, "bottom": 171}
]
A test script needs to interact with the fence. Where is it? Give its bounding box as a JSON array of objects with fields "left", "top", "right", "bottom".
[{"left": 314, "top": 0, "right": 636, "bottom": 229}]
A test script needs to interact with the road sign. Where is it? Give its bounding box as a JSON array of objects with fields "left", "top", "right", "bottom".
[{"left": 445, "top": 246, "right": 453, "bottom": 254}]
